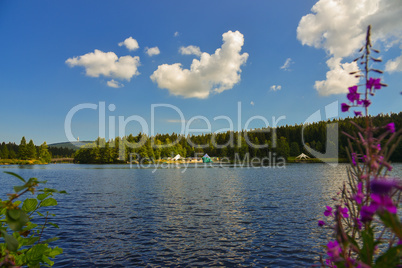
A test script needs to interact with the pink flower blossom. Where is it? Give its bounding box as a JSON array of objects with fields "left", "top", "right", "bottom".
[
  {"left": 327, "top": 240, "right": 342, "bottom": 260},
  {"left": 386, "top": 122, "right": 395, "bottom": 133},
  {"left": 324, "top": 206, "right": 333, "bottom": 217},
  {"left": 353, "top": 182, "right": 364, "bottom": 204},
  {"left": 341, "top": 103, "right": 350, "bottom": 112},
  {"left": 367, "top": 78, "right": 381, "bottom": 90}
]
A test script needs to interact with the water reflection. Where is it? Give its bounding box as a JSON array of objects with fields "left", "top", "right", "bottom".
[{"left": 0, "top": 163, "right": 401, "bottom": 267}]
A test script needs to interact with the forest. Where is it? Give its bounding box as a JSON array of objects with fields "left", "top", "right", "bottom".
[
  {"left": 73, "top": 112, "right": 402, "bottom": 164},
  {"left": 1, "top": 112, "right": 400, "bottom": 164}
]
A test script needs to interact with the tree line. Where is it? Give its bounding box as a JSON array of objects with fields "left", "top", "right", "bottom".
[
  {"left": 74, "top": 112, "right": 402, "bottom": 164},
  {"left": 0, "top": 137, "right": 53, "bottom": 163}
]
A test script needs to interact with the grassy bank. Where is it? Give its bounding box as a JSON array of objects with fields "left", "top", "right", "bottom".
[{"left": 0, "top": 159, "right": 48, "bottom": 165}]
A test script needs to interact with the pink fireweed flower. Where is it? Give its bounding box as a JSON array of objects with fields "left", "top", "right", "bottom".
[
  {"left": 347, "top": 86, "right": 360, "bottom": 103},
  {"left": 341, "top": 103, "right": 350, "bottom": 112},
  {"left": 371, "top": 193, "right": 397, "bottom": 214},
  {"left": 355, "top": 218, "right": 362, "bottom": 230},
  {"left": 318, "top": 220, "right": 326, "bottom": 227},
  {"left": 327, "top": 240, "right": 342, "bottom": 260},
  {"left": 325, "top": 259, "right": 337, "bottom": 268},
  {"left": 351, "top": 153, "right": 357, "bottom": 166},
  {"left": 339, "top": 207, "right": 349, "bottom": 218},
  {"left": 324, "top": 206, "right": 333, "bottom": 217},
  {"left": 367, "top": 78, "right": 381, "bottom": 90},
  {"left": 353, "top": 182, "right": 364, "bottom": 204},
  {"left": 371, "top": 179, "right": 398, "bottom": 195},
  {"left": 354, "top": 111, "right": 362, "bottom": 117},
  {"left": 386, "top": 122, "right": 395, "bottom": 133},
  {"left": 362, "top": 99, "right": 371, "bottom": 107},
  {"left": 360, "top": 205, "right": 376, "bottom": 222}
]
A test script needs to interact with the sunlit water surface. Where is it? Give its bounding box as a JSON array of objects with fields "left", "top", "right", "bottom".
[{"left": 1, "top": 163, "right": 401, "bottom": 267}]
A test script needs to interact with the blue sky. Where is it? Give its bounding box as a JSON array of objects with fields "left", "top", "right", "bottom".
[{"left": 1, "top": 0, "right": 401, "bottom": 145}]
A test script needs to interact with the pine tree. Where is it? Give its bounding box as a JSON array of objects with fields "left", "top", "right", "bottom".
[
  {"left": 27, "top": 139, "right": 37, "bottom": 159},
  {"left": 2, "top": 144, "right": 10, "bottom": 159},
  {"left": 38, "top": 142, "right": 52, "bottom": 163},
  {"left": 18, "top": 136, "right": 28, "bottom": 160}
]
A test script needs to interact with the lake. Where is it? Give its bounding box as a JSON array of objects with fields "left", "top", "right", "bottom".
[{"left": 1, "top": 163, "right": 401, "bottom": 267}]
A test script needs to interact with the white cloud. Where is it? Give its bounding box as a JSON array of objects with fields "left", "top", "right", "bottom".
[
  {"left": 385, "top": 53, "right": 402, "bottom": 72},
  {"left": 174, "top": 32, "right": 179, "bottom": 37},
  {"left": 250, "top": 101, "right": 254, "bottom": 106},
  {"left": 145, "top": 47, "right": 160, "bottom": 57},
  {"left": 179, "top": 45, "right": 202, "bottom": 56},
  {"left": 270, "top": 85, "right": 282, "bottom": 91},
  {"left": 315, "top": 58, "right": 359, "bottom": 96},
  {"left": 66, "top": 49, "right": 140, "bottom": 81},
  {"left": 107, "top": 79, "right": 124, "bottom": 88},
  {"left": 297, "top": 0, "right": 402, "bottom": 95},
  {"left": 118, "top": 37, "right": 139, "bottom": 51},
  {"left": 280, "top": 58, "right": 293, "bottom": 70},
  {"left": 150, "top": 30, "right": 249, "bottom": 99}
]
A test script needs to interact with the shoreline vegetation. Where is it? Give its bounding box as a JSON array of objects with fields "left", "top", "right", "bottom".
[{"left": 1, "top": 112, "right": 400, "bottom": 165}]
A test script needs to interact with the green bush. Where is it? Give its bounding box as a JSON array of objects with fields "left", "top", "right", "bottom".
[{"left": 0, "top": 172, "right": 66, "bottom": 267}]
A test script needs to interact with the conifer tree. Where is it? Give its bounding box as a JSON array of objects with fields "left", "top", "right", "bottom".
[
  {"left": 27, "top": 139, "right": 37, "bottom": 159},
  {"left": 38, "top": 142, "right": 51, "bottom": 163},
  {"left": 18, "top": 136, "right": 28, "bottom": 160}
]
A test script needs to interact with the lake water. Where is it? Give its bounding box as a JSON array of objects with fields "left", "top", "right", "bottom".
[{"left": 1, "top": 163, "right": 401, "bottom": 267}]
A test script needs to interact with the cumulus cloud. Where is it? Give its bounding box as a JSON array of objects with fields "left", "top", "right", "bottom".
[
  {"left": 66, "top": 49, "right": 140, "bottom": 81},
  {"left": 297, "top": 0, "right": 402, "bottom": 95},
  {"left": 270, "top": 85, "right": 282, "bottom": 91},
  {"left": 179, "top": 45, "right": 202, "bottom": 56},
  {"left": 250, "top": 101, "right": 254, "bottom": 106},
  {"left": 280, "top": 58, "right": 293, "bottom": 71},
  {"left": 385, "top": 53, "right": 402, "bottom": 72},
  {"left": 315, "top": 58, "right": 359, "bottom": 96},
  {"left": 174, "top": 32, "right": 180, "bottom": 37},
  {"left": 118, "top": 37, "right": 139, "bottom": 51},
  {"left": 145, "top": 47, "right": 160, "bottom": 56},
  {"left": 107, "top": 79, "right": 124, "bottom": 88},
  {"left": 150, "top": 30, "right": 249, "bottom": 99}
]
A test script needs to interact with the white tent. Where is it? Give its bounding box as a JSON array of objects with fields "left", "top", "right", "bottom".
[
  {"left": 296, "top": 153, "right": 310, "bottom": 160},
  {"left": 172, "top": 154, "right": 181, "bottom": 161}
]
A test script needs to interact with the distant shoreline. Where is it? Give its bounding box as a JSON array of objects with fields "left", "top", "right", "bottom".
[{"left": 0, "top": 157, "right": 353, "bottom": 165}]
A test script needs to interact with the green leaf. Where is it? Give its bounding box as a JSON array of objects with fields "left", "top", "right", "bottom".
[
  {"left": 22, "top": 198, "right": 38, "bottom": 213},
  {"left": 6, "top": 209, "right": 29, "bottom": 231},
  {"left": 14, "top": 185, "right": 27, "bottom": 193},
  {"left": 40, "top": 237, "right": 59, "bottom": 244},
  {"left": 36, "top": 211, "right": 45, "bottom": 217},
  {"left": 360, "top": 228, "right": 375, "bottom": 265},
  {"left": 37, "top": 193, "right": 49, "bottom": 201},
  {"left": 0, "top": 230, "right": 19, "bottom": 251},
  {"left": 42, "top": 188, "right": 58, "bottom": 193},
  {"left": 48, "top": 222, "right": 59, "bottom": 229},
  {"left": 42, "top": 256, "right": 54, "bottom": 266},
  {"left": 48, "top": 246, "right": 63, "bottom": 258},
  {"left": 374, "top": 245, "right": 402, "bottom": 268},
  {"left": 26, "top": 244, "right": 48, "bottom": 262},
  {"left": 23, "top": 222, "right": 38, "bottom": 231},
  {"left": 378, "top": 211, "right": 402, "bottom": 238},
  {"left": 4, "top": 171, "right": 26, "bottom": 182},
  {"left": 7, "top": 209, "right": 22, "bottom": 220},
  {"left": 40, "top": 198, "right": 57, "bottom": 207},
  {"left": 21, "top": 236, "right": 40, "bottom": 246}
]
